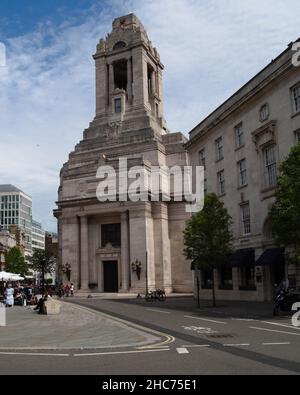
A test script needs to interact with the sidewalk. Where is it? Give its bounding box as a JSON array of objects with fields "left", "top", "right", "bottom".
[{"left": 0, "top": 302, "right": 160, "bottom": 350}]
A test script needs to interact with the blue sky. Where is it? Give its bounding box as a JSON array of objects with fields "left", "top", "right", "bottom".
[{"left": 0, "top": 0, "right": 299, "bottom": 231}]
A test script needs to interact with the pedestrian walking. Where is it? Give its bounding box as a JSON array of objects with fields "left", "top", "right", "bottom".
[{"left": 5, "top": 284, "right": 14, "bottom": 307}]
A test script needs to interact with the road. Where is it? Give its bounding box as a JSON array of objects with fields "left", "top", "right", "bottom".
[{"left": 0, "top": 297, "right": 299, "bottom": 375}]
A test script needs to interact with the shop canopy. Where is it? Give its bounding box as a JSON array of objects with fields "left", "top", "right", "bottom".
[
  {"left": 256, "top": 248, "right": 285, "bottom": 266},
  {"left": 227, "top": 249, "right": 255, "bottom": 268}
]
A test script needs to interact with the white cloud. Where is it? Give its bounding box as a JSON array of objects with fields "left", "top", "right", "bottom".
[{"left": 0, "top": 0, "right": 299, "bottom": 230}]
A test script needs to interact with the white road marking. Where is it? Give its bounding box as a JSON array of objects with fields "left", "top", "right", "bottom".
[
  {"left": 181, "top": 344, "right": 211, "bottom": 348},
  {"left": 176, "top": 347, "right": 189, "bottom": 354},
  {"left": 223, "top": 343, "right": 250, "bottom": 347},
  {"left": 0, "top": 352, "right": 69, "bottom": 357},
  {"left": 250, "top": 326, "right": 300, "bottom": 336},
  {"left": 146, "top": 308, "right": 171, "bottom": 314},
  {"left": 231, "top": 318, "right": 255, "bottom": 322},
  {"left": 74, "top": 348, "right": 170, "bottom": 357},
  {"left": 263, "top": 342, "right": 291, "bottom": 346},
  {"left": 260, "top": 321, "right": 300, "bottom": 330},
  {"left": 184, "top": 315, "right": 227, "bottom": 325}
]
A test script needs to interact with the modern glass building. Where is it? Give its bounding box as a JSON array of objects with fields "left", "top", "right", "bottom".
[
  {"left": 0, "top": 184, "right": 32, "bottom": 254},
  {"left": 32, "top": 219, "right": 45, "bottom": 250}
]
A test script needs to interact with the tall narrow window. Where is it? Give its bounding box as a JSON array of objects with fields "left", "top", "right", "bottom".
[
  {"left": 259, "top": 104, "right": 269, "bottom": 122},
  {"left": 113, "top": 59, "right": 127, "bottom": 90},
  {"left": 204, "top": 178, "right": 208, "bottom": 196},
  {"left": 238, "top": 159, "right": 247, "bottom": 187},
  {"left": 295, "top": 129, "right": 300, "bottom": 143},
  {"left": 217, "top": 170, "right": 225, "bottom": 196},
  {"left": 241, "top": 203, "right": 251, "bottom": 235},
  {"left": 215, "top": 137, "right": 224, "bottom": 161},
  {"left": 264, "top": 146, "right": 277, "bottom": 187},
  {"left": 235, "top": 123, "right": 244, "bottom": 148},
  {"left": 199, "top": 149, "right": 205, "bottom": 167},
  {"left": 147, "top": 64, "right": 154, "bottom": 96},
  {"left": 292, "top": 83, "right": 300, "bottom": 113},
  {"left": 114, "top": 98, "right": 122, "bottom": 113}
]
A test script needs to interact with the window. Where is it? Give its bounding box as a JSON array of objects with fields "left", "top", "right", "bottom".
[
  {"left": 147, "top": 64, "right": 155, "bottom": 96},
  {"left": 114, "top": 98, "right": 122, "bottom": 113},
  {"left": 295, "top": 129, "right": 300, "bottom": 143},
  {"left": 239, "top": 266, "right": 256, "bottom": 290},
  {"left": 155, "top": 103, "right": 159, "bottom": 118},
  {"left": 219, "top": 267, "right": 233, "bottom": 290},
  {"left": 201, "top": 268, "right": 213, "bottom": 289},
  {"left": 215, "top": 137, "right": 223, "bottom": 161},
  {"left": 241, "top": 203, "right": 251, "bottom": 235},
  {"left": 238, "top": 159, "right": 247, "bottom": 187},
  {"left": 235, "top": 123, "right": 244, "bottom": 148},
  {"left": 264, "top": 146, "right": 277, "bottom": 187},
  {"left": 113, "top": 41, "right": 126, "bottom": 51},
  {"left": 217, "top": 170, "right": 225, "bottom": 196},
  {"left": 199, "top": 149, "right": 205, "bottom": 167},
  {"left": 292, "top": 83, "right": 300, "bottom": 113},
  {"left": 204, "top": 178, "right": 208, "bottom": 196},
  {"left": 113, "top": 59, "right": 127, "bottom": 90},
  {"left": 101, "top": 223, "right": 121, "bottom": 248},
  {"left": 259, "top": 104, "right": 269, "bottom": 122}
]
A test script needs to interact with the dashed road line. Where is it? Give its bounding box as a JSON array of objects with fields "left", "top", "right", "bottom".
[
  {"left": 223, "top": 343, "right": 250, "bottom": 347},
  {"left": 260, "top": 321, "right": 300, "bottom": 330},
  {"left": 0, "top": 352, "right": 70, "bottom": 357},
  {"left": 73, "top": 348, "right": 170, "bottom": 357},
  {"left": 146, "top": 308, "right": 171, "bottom": 314},
  {"left": 250, "top": 326, "right": 300, "bottom": 336},
  {"left": 184, "top": 315, "right": 227, "bottom": 325},
  {"left": 263, "top": 342, "right": 291, "bottom": 346},
  {"left": 181, "top": 344, "right": 211, "bottom": 348},
  {"left": 231, "top": 318, "right": 255, "bottom": 322}
]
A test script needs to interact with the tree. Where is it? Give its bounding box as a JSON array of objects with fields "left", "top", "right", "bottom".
[
  {"left": 5, "top": 247, "right": 28, "bottom": 277},
  {"left": 269, "top": 143, "right": 300, "bottom": 266},
  {"left": 183, "top": 193, "right": 233, "bottom": 307},
  {"left": 29, "top": 249, "right": 55, "bottom": 293}
]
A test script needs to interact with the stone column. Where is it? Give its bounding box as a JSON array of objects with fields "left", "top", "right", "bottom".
[
  {"left": 80, "top": 216, "right": 89, "bottom": 290},
  {"left": 121, "top": 211, "right": 130, "bottom": 291},
  {"left": 127, "top": 57, "right": 132, "bottom": 103},
  {"left": 109, "top": 63, "right": 114, "bottom": 105}
]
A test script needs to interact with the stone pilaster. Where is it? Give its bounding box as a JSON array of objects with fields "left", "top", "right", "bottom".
[
  {"left": 121, "top": 211, "right": 130, "bottom": 291},
  {"left": 80, "top": 216, "right": 89, "bottom": 290}
]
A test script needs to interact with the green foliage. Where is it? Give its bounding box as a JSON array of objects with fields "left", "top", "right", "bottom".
[
  {"left": 4, "top": 247, "right": 28, "bottom": 277},
  {"left": 29, "top": 249, "right": 55, "bottom": 274},
  {"left": 184, "top": 193, "right": 233, "bottom": 269},
  {"left": 270, "top": 143, "right": 300, "bottom": 263}
]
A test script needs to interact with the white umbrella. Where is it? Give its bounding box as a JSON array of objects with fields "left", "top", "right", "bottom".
[
  {"left": 0, "top": 271, "right": 24, "bottom": 281},
  {"left": 10, "top": 274, "right": 24, "bottom": 281}
]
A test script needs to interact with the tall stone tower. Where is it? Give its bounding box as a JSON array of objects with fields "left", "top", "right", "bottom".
[{"left": 55, "top": 14, "right": 192, "bottom": 294}]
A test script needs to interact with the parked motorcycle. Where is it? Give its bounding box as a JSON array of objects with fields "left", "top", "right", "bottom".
[{"left": 273, "top": 288, "right": 300, "bottom": 316}]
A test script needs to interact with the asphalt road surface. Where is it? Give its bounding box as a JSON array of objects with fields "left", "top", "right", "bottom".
[{"left": 0, "top": 297, "right": 299, "bottom": 375}]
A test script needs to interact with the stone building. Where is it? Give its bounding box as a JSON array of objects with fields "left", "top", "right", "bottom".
[
  {"left": 187, "top": 40, "right": 300, "bottom": 301},
  {"left": 54, "top": 14, "right": 192, "bottom": 293}
]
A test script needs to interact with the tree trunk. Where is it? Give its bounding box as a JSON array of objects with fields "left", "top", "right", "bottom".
[
  {"left": 196, "top": 275, "right": 200, "bottom": 308},
  {"left": 41, "top": 270, "right": 45, "bottom": 295},
  {"left": 212, "top": 268, "right": 216, "bottom": 307}
]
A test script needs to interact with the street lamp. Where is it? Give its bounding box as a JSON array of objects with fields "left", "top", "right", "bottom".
[{"left": 62, "top": 262, "right": 71, "bottom": 282}]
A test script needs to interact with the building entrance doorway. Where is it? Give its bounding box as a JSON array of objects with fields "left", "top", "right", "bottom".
[{"left": 103, "top": 261, "right": 118, "bottom": 292}]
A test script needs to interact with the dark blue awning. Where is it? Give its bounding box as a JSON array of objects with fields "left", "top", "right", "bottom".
[
  {"left": 256, "top": 248, "right": 285, "bottom": 266},
  {"left": 227, "top": 249, "right": 255, "bottom": 268}
]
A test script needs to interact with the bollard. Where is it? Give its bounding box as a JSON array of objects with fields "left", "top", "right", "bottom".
[{"left": 0, "top": 303, "right": 6, "bottom": 327}]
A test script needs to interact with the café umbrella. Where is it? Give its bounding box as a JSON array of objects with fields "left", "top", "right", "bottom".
[{"left": 0, "top": 271, "right": 24, "bottom": 281}]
